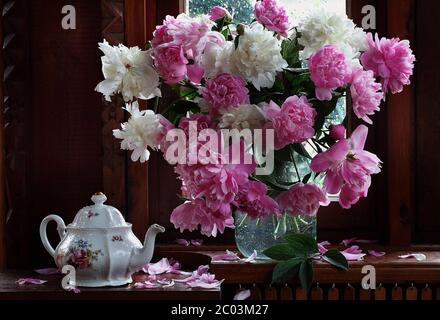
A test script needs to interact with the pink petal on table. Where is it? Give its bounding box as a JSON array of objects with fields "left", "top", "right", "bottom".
[
  {"left": 343, "top": 245, "right": 363, "bottom": 254},
  {"left": 176, "top": 239, "right": 190, "bottom": 246},
  {"left": 187, "top": 278, "right": 224, "bottom": 289},
  {"left": 341, "top": 238, "right": 357, "bottom": 247},
  {"left": 157, "top": 279, "right": 175, "bottom": 287},
  {"left": 174, "top": 265, "right": 210, "bottom": 283},
  {"left": 243, "top": 250, "right": 257, "bottom": 263},
  {"left": 212, "top": 250, "right": 240, "bottom": 261},
  {"left": 398, "top": 253, "right": 427, "bottom": 261},
  {"left": 191, "top": 239, "right": 204, "bottom": 246},
  {"left": 318, "top": 241, "right": 330, "bottom": 254},
  {"left": 16, "top": 278, "right": 47, "bottom": 285},
  {"left": 340, "top": 251, "right": 366, "bottom": 261},
  {"left": 34, "top": 268, "right": 60, "bottom": 275},
  {"left": 65, "top": 286, "right": 81, "bottom": 294},
  {"left": 134, "top": 281, "right": 160, "bottom": 289},
  {"left": 233, "top": 289, "right": 251, "bottom": 301},
  {"left": 143, "top": 258, "right": 181, "bottom": 275},
  {"left": 368, "top": 250, "right": 386, "bottom": 257}
]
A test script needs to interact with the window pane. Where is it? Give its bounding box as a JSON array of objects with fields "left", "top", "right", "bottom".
[{"left": 186, "top": 0, "right": 347, "bottom": 125}]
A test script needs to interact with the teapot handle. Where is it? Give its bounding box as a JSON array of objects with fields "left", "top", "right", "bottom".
[{"left": 39, "top": 215, "right": 66, "bottom": 258}]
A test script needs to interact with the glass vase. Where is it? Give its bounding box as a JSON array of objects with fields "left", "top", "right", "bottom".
[{"left": 234, "top": 211, "right": 317, "bottom": 260}]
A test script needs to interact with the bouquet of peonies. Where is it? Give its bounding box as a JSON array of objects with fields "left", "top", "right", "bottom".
[{"left": 95, "top": 0, "right": 415, "bottom": 237}]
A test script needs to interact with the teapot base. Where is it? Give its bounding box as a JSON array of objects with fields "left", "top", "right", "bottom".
[{"left": 72, "top": 277, "right": 132, "bottom": 288}]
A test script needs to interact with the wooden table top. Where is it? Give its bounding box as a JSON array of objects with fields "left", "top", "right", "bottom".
[{"left": 0, "top": 270, "right": 221, "bottom": 300}]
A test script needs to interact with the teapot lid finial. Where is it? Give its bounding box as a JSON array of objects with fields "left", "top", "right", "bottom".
[
  {"left": 68, "top": 192, "right": 128, "bottom": 228},
  {"left": 91, "top": 192, "right": 107, "bottom": 206}
]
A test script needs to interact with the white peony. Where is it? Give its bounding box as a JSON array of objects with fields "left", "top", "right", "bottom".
[
  {"left": 218, "top": 104, "right": 266, "bottom": 130},
  {"left": 297, "top": 9, "right": 367, "bottom": 60},
  {"left": 113, "top": 101, "right": 163, "bottom": 163},
  {"left": 201, "top": 41, "right": 236, "bottom": 79},
  {"left": 95, "top": 40, "right": 161, "bottom": 102},
  {"left": 231, "top": 24, "right": 287, "bottom": 90}
]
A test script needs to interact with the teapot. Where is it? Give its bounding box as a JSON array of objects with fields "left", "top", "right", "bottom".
[{"left": 39, "top": 192, "right": 165, "bottom": 287}]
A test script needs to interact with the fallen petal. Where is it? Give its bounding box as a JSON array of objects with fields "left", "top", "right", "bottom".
[
  {"left": 343, "top": 245, "right": 363, "bottom": 254},
  {"left": 319, "top": 241, "right": 331, "bottom": 246},
  {"left": 34, "top": 268, "right": 60, "bottom": 275},
  {"left": 243, "top": 250, "right": 257, "bottom": 263},
  {"left": 233, "top": 289, "right": 251, "bottom": 301},
  {"left": 134, "top": 281, "right": 161, "bottom": 289},
  {"left": 398, "top": 253, "right": 427, "bottom": 261},
  {"left": 16, "top": 278, "right": 47, "bottom": 285},
  {"left": 212, "top": 250, "right": 240, "bottom": 261},
  {"left": 368, "top": 250, "right": 386, "bottom": 257},
  {"left": 176, "top": 239, "right": 190, "bottom": 246},
  {"left": 341, "top": 238, "right": 357, "bottom": 247},
  {"left": 341, "top": 251, "right": 366, "bottom": 261},
  {"left": 318, "top": 242, "right": 330, "bottom": 254},
  {"left": 187, "top": 279, "right": 224, "bottom": 289},
  {"left": 64, "top": 286, "right": 81, "bottom": 294},
  {"left": 191, "top": 239, "right": 204, "bottom": 246}
]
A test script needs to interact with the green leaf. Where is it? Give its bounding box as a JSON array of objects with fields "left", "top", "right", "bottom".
[
  {"left": 272, "top": 257, "right": 303, "bottom": 283},
  {"left": 284, "top": 234, "right": 319, "bottom": 256},
  {"left": 322, "top": 249, "right": 349, "bottom": 271},
  {"left": 299, "top": 259, "right": 314, "bottom": 291},
  {"left": 263, "top": 244, "right": 295, "bottom": 261},
  {"left": 234, "top": 35, "right": 240, "bottom": 49},
  {"left": 281, "top": 38, "right": 301, "bottom": 68}
]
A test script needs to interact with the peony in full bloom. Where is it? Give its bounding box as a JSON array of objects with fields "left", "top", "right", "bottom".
[
  {"left": 201, "top": 73, "right": 250, "bottom": 114},
  {"left": 209, "top": 6, "right": 231, "bottom": 21},
  {"left": 152, "top": 14, "right": 214, "bottom": 61},
  {"left": 309, "top": 45, "right": 352, "bottom": 101},
  {"left": 310, "top": 125, "right": 381, "bottom": 209},
  {"left": 361, "top": 33, "right": 415, "bottom": 94},
  {"left": 95, "top": 40, "right": 161, "bottom": 102},
  {"left": 153, "top": 43, "right": 188, "bottom": 84},
  {"left": 255, "top": 0, "right": 290, "bottom": 37},
  {"left": 297, "top": 9, "right": 367, "bottom": 60},
  {"left": 235, "top": 180, "right": 280, "bottom": 219},
  {"left": 277, "top": 183, "right": 329, "bottom": 216},
  {"left": 201, "top": 41, "right": 236, "bottom": 79},
  {"left": 263, "top": 96, "right": 316, "bottom": 150},
  {"left": 329, "top": 124, "right": 346, "bottom": 141},
  {"left": 113, "top": 101, "right": 171, "bottom": 163},
  {"left": 218, "top": 104, "right": 266, "bottom": 130},
  {"left": 350, "top": 68, "right": 384, "bottom": 124},
  {"left": 231, "top": 24, "right": 288, "bottom": 90}
]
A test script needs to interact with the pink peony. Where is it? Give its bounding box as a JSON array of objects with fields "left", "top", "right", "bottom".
[
  {"left": 170, "top": 198, "right": 234, "bottom": 237},
  {"left": 209, "top": 6, "right": 231, "bottom": 21},
  {"left": 361, "top": 33, "right": 415, "bottom": 94},
  {"left": 201, "top": 73, "right": 250, "bottom": 114},
  {"left": 310, "top": 125, "right": 381, "bottom": 209},
  {"left": 350, "top": 68, "right": 384, "bottom": 124},
  {"left": 277, "top": 183, "right": 329, "bottom": 216},
  {"left": 235, "top": 181, "right": 280, "bottom": 219},
  {"left": 309, "top": 45, "right": 352, "bottom": 101},
  {"left": 263, "top": 96, "right": 316, "bottom": 150},
  {"left": 255, "top": 0, "right": 290, "bottom": 37},
  {"left": 153, "top": 43, "right": 188, "bottom": 84},
  {"left": 329, "top": 124, "right": 346, "bottom": 141}
]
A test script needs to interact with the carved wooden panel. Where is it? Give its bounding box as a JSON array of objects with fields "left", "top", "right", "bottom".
[{"left": 2, "top": 0, "right": 32, "bottom": 268}]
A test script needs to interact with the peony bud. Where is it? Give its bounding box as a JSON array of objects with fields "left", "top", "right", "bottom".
[
  {"left": 329, "top": 124, "right": 346, "bottom": 140},
  {"left": 236, "top": 24, "right": 245, "bottom": 36},
  {"left": 209, "top": 6, "right": 232, "bottom": 22}
]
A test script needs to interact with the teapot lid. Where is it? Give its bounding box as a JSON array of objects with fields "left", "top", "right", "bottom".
[{"left": 68, "top": 192, "right": 129, "bottom": 228}]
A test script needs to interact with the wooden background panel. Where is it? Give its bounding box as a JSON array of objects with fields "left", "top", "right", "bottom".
[
  {"left": 414, "top": 0, "right": 440, "bottom": 243},
  {"left": 3, "top": 0, "right": 104, "bottom": 268}
]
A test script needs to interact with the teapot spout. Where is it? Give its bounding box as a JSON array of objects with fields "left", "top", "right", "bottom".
[{"left": 129, "top": 224, "right": 165, "bottom": 272}]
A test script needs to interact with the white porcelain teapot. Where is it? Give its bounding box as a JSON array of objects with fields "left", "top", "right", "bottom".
[{"left": 39, "top": 192, "right": 165, "bottom": 287}]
